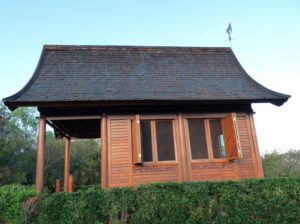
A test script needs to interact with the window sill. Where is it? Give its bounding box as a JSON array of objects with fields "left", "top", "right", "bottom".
[
  {"left": 134, "top": 161, "right": 178, "bottom": 166},
  {"left": 191, "top": 158, "right": 229, "bottom": 164}
]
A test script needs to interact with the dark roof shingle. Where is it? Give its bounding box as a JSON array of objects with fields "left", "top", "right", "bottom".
[{"left": 3, "top": 45, "right": 290, "bottom": 109}]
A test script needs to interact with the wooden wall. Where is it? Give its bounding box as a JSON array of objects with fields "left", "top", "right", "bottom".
[
  {"left": 107, "top": 118, "right": 132, "bottom": 187},
  {"left": 189, "top": 113, "right": 263, "bottom": 181},
  {"left": 103, "top": 113, "right": 263, "bottom": 188}
]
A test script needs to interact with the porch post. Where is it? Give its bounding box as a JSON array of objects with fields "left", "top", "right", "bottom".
[
  {"left": 101, "top": 115, "right": 108, "bottom": 188},
  {"left": 64, "top": 138, "right": 70, "bottom": 192},
  {"left": 35, "top": 116, "right": 46, "bottom": 193}
]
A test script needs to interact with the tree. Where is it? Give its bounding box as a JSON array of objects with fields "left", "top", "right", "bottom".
[
  {"left": 43, "top": 132, "right": 100, "bottom": 192},
  {"left": 262, "top": 149, "right": 300, "bottom": 178},
  {"left": 0, "top": 103, "right": 37, "bottom": 185},
  {"left": 70, "top": 139, "right": 100, "bottom": 188}
]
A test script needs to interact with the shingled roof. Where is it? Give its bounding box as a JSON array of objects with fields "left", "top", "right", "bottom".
[{"left": 3, "top": 45, "right": 289, "bottom": 110}]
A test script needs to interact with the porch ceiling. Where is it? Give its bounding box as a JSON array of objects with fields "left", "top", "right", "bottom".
[{"left": 50, "top": 119, "right": 100, "bottom": 139}]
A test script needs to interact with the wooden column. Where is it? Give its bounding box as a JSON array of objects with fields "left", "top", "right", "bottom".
[
  {"left": 64, "top": 138, "right": 70, "bottom": 192},
  {"left": 35, "top": 116, "right": 46, "bottom": 193},
  {"left": 55, "top": 179, "right": 61, "bottom": 192},
  {"left": 68, "top": 175, "right": 74, "bottom": 192},
  {"left": 249, "top": 114, "right": 264, "bottom": 178},
  {"left": 101, "top": 115, "right": 108, "bottom": 188},
  {"left": 178, "top": 113, "right": 190, "bottom": 182}
]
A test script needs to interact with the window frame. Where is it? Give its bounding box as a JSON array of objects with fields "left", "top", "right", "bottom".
[
  {"left": 184, "top": 113, "right": 233, "bottom": 163},
  {"left": 132, "top": 113, "right": 241, "bottom": 165},
  {"left": 134, "top": 115, "right": 178, "bottom": 165}
]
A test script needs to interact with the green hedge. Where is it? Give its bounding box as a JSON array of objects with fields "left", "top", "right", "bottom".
[
  {"left": 0, "top": 185, "right": 36, "bottom": 224},
  {"left": 1, "top": 178, "right": 300, "bottom": 223}
]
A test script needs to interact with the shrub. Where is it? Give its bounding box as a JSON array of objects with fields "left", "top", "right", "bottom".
[
  {"left": 37, "top": 178, "right": 300, "bottom": 224},
  {"left": 0, "top": 185, "right": 36, "bottom": 224},
  {"left": 1, "top": 178, "right": 300, "bottom": 223}
]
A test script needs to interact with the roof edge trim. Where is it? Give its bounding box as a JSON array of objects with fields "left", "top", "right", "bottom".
[
  {"left": 2, "top": 46, "right": 47, "bottom": 109},
  {"left": 229, "top": 49, "right": 290, "bottom": 105}
]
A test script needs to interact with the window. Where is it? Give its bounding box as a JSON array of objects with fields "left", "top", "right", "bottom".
[
  {"left": 209, "top": 119, "right": 226, "bottom": 159},
  {"left": 156, "top": 120, "right": 176, "bottom": 161},
  {"left": 188, "top": 119, "right": 208, "bottom": 159},
  {"left": 187, "top": 113, "right": 241, "bottom": 161},
  {"left": 132, "top": 118, "right": 176, "bottom": 164},
  {"left": 140, "top": 121, "right": 152, "bottom": 162}
]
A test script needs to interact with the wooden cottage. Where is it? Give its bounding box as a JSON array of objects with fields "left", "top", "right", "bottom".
[{"left": 3, "top": 45, "right": 289, "bottom": 193}]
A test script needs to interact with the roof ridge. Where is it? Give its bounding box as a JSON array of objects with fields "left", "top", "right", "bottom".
[{"left": 43, "top": 45, "right": 232, "bottom": 52}]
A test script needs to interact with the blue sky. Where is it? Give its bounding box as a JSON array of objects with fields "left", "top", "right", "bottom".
[{"left": 0, "top": 1, "right": 299, "bottom": 153}]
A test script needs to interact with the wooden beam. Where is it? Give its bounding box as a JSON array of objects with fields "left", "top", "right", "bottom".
[
  {"left": 46, "top": 120, "right": 70, "bottom": 139},
  {"left": 54, "top": 122, "right": 72, "bottom": 136},
  {"left": 101, "top": 115, "right": 108, "bottom": 188},
  {"left": 47, "top": 115, "right": 102, "bottom": 121},
  {"left": 35, "top": 116, "right": 46, "bottom": 193},
  {"left": 64, "top": 138, "right": 70, "bottom": 192}
]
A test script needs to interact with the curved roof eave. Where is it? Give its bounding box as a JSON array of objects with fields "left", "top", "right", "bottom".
[
  {"left": 2, "top": 46, "right": 47, "bottom": 109},
  {"left": 229, "top": 49, "right": 291, "bottom": 101}
]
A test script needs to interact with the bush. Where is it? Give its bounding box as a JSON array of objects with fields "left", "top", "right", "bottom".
[
  {"left": 0, "top": 185, "right": 36, "bottom": 224},
  {"left": 1, "top": 178, "right": 300, "bottom": 223},
  {"left": 37, "top": 178, "right": 300, "bottom": 224}
]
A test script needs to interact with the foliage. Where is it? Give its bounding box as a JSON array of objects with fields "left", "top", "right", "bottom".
[
  {"left": 0, "top": 102, "right": 100, "bottom": 190},
  {"left": 0, "top": 103, "right": 37, "bottom": 185},
  {"left": 70, "top": 139, "right": 100, "bottom": 188},
  {"left": 35, "top": 178, "right": 300, "bottom": 224},
  {"left": 262, "top": 149, "right": 300, "bottom": 178},
  {"left": 9, "top": 106, "right": 38, "bottom": 142},
  {"left": 44, "top": 132, "right": 100, "bottom": 192},
  {"left": 0, "top": 179, "right": 299, "bottom": 223},
  {"left": 0, "top": 185, "right": 36, "bottom": 224}
]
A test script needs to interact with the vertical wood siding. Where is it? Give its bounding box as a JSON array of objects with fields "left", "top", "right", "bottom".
[
  {"left": 235, "top": 114, "right": 259, "bottom": 178},
  {"left": 108, "top": 118, "right": 132, "bottom": 187},
  {"left": 105, "top": 113, "right": 263, "bottom": 188}
]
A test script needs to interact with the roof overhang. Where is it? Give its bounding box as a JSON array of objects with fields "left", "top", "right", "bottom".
[{"left": 3, "top": 97, "right": 290, "bottom": 112}]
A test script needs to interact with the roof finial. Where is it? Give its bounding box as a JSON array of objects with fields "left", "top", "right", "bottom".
[{"left": 226, "top": 22, "right": 233, "bottom": 47}]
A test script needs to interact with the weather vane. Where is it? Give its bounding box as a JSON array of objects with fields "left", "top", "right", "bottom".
[{"left": 226, "top": 23, "right": 233, "bottom": 47}]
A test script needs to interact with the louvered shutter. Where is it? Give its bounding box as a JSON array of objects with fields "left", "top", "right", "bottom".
[{"left": 221, "top": 113, "right": 242, "bottom": 160}]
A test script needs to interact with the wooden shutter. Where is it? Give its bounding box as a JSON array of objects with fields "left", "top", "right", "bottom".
[
  {"left": 132, "top": 115, "right": 142, "bottom": 164},
  {"left": 221, "top": 113, "right": 242, "bottom": 160}
]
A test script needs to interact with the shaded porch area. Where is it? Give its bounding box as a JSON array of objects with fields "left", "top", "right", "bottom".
[{"left": 35, "top": 107, "right": 107, "bottom": 193}]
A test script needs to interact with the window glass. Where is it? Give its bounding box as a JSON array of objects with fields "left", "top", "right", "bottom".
[
  {"left": 188, "top": 119, "right": 208, "bottom": 159},
  {"left": 156, "top": 120, "right": 176, "bottom": 161},
  {"left": 209, "top": 119, "right": 226, "bottom": 158},
  {"left": 140, "top": 121, "right": 153, "bottom": 162}
]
